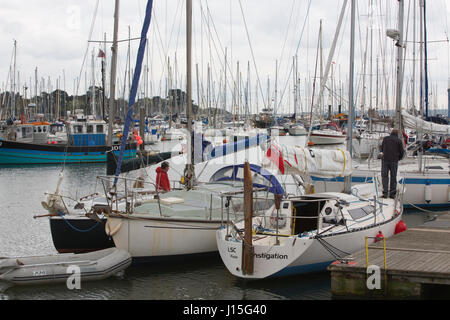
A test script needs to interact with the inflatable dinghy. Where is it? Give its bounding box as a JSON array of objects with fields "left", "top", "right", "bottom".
[{"left": 0, "top": 247, "right": 131, "bottom": 286}]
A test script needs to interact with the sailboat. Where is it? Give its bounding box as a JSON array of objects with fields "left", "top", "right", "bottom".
[
  {"left": 103, "top": 0, "right": 299, "bottom": 261},
  {"left": 312, "top": 0, "right": 450, "bottom": 209},
  {"left": 216, "top": 0, "right": 404, "bottom": 279},
  {"left": 216, "top": 142, "right": 404, "bottom": 279}
]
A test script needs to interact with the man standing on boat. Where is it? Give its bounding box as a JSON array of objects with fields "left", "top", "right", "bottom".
[{"left": 380, "top": 128, "right": 405, "bottom": 199}]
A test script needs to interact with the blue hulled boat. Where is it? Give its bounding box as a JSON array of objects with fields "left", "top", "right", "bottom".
[{"left": 0, "top": 112, "right": 137, "bottom": 165}]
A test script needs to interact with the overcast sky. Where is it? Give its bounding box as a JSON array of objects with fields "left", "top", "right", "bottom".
[{"left": 0, "top": 0, "right": 448, "bottom": 115}]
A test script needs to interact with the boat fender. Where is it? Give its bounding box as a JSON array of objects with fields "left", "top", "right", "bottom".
[
  {"left": 374, "top": 231, "right": 384, "bottom": 243},
  {"left": 424, "top": 181, "right": 432, "bottom": 203},
  {"left": 447, "top": 185, "right": 450, "bottom": 202},
  {"left": 394, "top": 220, "right": 406, "bottom": 235},
  {"left": 105, "top": 219, "right": 123, "bottom": 237}
]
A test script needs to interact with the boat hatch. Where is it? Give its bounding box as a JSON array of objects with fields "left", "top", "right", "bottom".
[
  {"left": 292, "top": 199, "right": 327, "bottom": 235},
  {"left": 347, "top": 205, "right": 375, "bottom": 220}
]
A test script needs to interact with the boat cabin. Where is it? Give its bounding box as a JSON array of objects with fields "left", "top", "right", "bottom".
[{"left": 66, "top": 110, "right": 107, "bottom": 147}]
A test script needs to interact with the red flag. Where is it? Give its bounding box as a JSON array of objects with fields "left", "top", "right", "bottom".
[
  {"left": 266, "top": 145, "right": 285, "bottom": 174},
  {"left": 98, "top": 49, "right": 106, "bottom": 58}
]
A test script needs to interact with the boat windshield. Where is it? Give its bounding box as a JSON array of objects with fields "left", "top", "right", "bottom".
[{"left": 209, "top": 164, "right": 284, "bottom": 196}]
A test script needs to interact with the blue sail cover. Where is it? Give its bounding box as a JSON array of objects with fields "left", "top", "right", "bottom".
[{"left": 113, "top": 0, "right": 154, "bottom": 186}]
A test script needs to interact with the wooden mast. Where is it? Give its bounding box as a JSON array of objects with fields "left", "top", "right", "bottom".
[{"left": 242, "top": 161, "right": 254, "bottom": 275}]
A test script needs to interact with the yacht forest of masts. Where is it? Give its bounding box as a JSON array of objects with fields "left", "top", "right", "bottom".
[{"left": 1, "top": 2, "right": 449, "bottom": 126}]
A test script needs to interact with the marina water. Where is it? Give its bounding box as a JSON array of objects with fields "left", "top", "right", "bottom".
[{"left": 0, "top": 136, "right": 441, "bottom": 300}]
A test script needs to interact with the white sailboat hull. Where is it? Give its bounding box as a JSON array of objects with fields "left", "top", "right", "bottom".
[
  {"left": 217, "top": 196, "right": 402, "bottom": 279},
  {"left": 108, "top": 216, "right": 222, "bottom": 258},
  {"left": 309, "top": 131, "right": 346, "bottom": 145}
]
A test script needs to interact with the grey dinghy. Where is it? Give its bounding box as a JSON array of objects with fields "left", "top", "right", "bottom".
[{"left": 0, "top": 248, "right": 131, "bottom": 286}]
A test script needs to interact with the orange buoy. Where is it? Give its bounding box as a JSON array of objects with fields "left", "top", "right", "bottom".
[
  {"left": 375, "top": 231, "right": 385, "bottom": 243},
  {"left": 307, "top": 141, "right": 314, "bottom": 146},
  {"left": 394, "top": 220, "right": 407, "bottom": 234},
  {"left": 223, "top": 139, "right": 227, "bottom": 143}
]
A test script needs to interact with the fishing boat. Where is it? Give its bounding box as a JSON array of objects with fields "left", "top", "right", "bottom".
[
  {"left": 253, "top": 108, "right": 274, "bottom": 129},
  {"left": 0, "top": 247, "right": 131, "bottom": 286},
  {"left": 0, "top": 110, "right": 137, "bottom": 165}
]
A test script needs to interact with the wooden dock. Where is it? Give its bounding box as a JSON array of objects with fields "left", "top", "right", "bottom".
[{"left": 328, "top": 211, "right": 450, "bottom": 299}]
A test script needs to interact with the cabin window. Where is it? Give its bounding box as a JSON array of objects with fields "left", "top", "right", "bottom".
[
  {"left": 96, "top": 125, "right": 104, "bottom": 133},
  {"left": 87, "top": 125, "right": 94, "bottom": 133},
  {"left": 33, "top": 127, "right": 37, "bottom": 133},
  {"left": 348, "top": 205, "right": 374, "bottom": 220},
  {"left": 43, "top": 126, "right": 47, "bottom": 132},
  {"left": 210, "top": 167, "right": 234, "bottom": 182},
  {"left": 74, "top": 125, "right": 83, "bottom": 133},
  {"left": 38, "top": 126, "right": 42, "bottom": 133}
]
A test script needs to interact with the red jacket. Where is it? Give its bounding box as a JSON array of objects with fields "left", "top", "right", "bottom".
[{"left": 156, "top": 167, "right": 170, "bottom": 192}]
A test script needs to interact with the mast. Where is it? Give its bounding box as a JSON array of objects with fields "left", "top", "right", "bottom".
[
  {"left": 319, "top": 20, "right": 323, "bottom": 121},
  {"left": 412, "top": 0, "right": 416, "bottom": 112},
  {"left": 344, "top": 0, "right": 356, "bottom": 194},
  {"left": 12, "top": 40, "right": 17, "bottom": 118},
  {"left": 419, "top": 0, "right": 424, "bottom": 116},
  {"left": 394, "top": 0, "right": 405, "bottom": 134},
  {"left": 314, "top": 0, "right": 348, "bottom": 122},
  {"left": 107, "top": 0, "right": 119, "bottom": 147},
  {"left": 293, "top": 56, "right": 297, "bottom": 118},
  {"left": 91, "top": 49, "right": 96, "bottom": 116},
  {"left": 423, "top": 0, "right": 429, "bottom": 118},
  {"left": 184, "top": 0, "right": 195, "bottom": 189}
]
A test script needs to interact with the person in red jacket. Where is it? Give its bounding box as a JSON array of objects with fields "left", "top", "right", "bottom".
[{"left": 156, "top": 161, "right": 171, "bottom": 192}]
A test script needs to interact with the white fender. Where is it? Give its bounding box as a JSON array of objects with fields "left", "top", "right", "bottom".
[
  {"left": 105, "top": 219, "right": 123, "bottom": 237},
  {"left": 424, "top": 183, "right": 432, "bottom": 203}
]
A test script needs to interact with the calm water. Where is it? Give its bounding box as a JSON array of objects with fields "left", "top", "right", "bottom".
[{"left": 0, "top": 136, "right": 443, "bottom": 300}]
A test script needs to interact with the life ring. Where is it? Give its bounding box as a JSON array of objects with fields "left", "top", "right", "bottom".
[{"left": 105, "top": 219, "right": 123, "bottom": 237}]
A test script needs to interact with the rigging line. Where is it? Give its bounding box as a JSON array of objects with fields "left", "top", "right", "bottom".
[
  {"left": 75, "top": 0, "right": 100, "bottom": 97},
  {"left": 276, "top": 0, "right": 298, "bottom": 86},
  {"left": 237, "top": 0, "right": 268, "bottom": 111},
  {"left": 199, "top": 5, "right": 239, "bottom": 106},
  {"left": 273, "top": 0, "right": 313, "bottom": 117}
]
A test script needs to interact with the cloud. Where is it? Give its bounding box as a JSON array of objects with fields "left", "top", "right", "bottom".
[{"left": 0, "top": 0, "right": 448, "bottom": 111}]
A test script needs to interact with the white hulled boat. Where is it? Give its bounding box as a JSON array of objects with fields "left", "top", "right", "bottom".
[
  {"left": 216, "top": 142, "right": 404, "bottom": 279},
  {"left": 309, "top": 122, "right": 346, "bottom": 145}
]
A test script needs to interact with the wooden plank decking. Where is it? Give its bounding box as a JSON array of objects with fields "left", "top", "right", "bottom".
[{"left": 328, "top": 211, "right": 450, "bottom": 299}]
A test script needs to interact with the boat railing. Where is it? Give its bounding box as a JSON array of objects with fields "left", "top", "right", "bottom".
[
  {"left": 96, "top": 175, "right": 164, "bottom": 217},
  {"left": 218, "top": 193, "right": 345, "bottom": 241}
]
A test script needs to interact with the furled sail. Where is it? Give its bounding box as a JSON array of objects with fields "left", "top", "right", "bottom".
[
  {"left": 260, "top": 142, "right": 352, "bottom": 178},
  {"left": 113, "top": 0, "right": 154, "bottom": 186},
  {"left": 402, "top": 111, "right": 450, "bottom": 135}
]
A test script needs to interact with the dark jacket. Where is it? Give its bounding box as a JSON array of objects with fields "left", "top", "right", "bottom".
[{"left": 381, "top": 133, "right": 405, "bottom": 162}]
